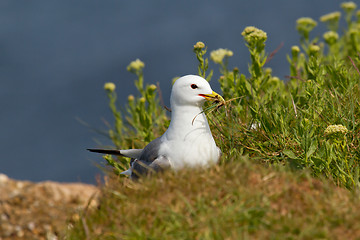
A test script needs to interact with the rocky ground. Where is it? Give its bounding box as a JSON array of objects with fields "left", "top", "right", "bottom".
[{"left": 0, "top": 174, "right": 99, "bottom": 240}]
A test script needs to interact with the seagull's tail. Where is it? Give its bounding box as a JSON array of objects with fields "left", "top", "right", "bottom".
[
  {"left": 87, "top": 148, "right": 143, "bottom": 159},
  {"left": 87, "top": 148, "right": 123, "bottom": 156},
  {"left": 120, "top": 169, "right": 132, "bottom": 176}
]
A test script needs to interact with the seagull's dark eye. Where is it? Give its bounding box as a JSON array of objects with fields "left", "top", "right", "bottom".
[{"left": 191, "top": 84, "right": 198, "bottom": 89}]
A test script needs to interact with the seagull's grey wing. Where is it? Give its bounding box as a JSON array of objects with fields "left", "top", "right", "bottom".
[
  {"left": 131, "top": 138, "right": 171, "bottom": 179},
  {"left": 139, "top": 137, "right": 163, "bottom": 162},
  {"left": 131, "top": 156, "right": 171, "bottom": 179}
]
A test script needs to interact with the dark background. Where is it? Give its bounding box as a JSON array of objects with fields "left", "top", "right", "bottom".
[{"left": 0, "top": 1, "right": 343, "bottom": 183}]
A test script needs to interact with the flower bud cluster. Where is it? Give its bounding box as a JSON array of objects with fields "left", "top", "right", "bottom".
[
  {"left": 210, "top": 48, "right": 233, "bottom": 64},
  {"left": 104, "top": 82, "right": 116, "bottom": 92},
  {"left": 127, "top": 59, "right": 145, "bottom": 73},
  {"left": 320, "top": 11, "right": 341, "bottom": 23},
  {"left": 323, "top": 31, "right": 339, "bottom": 45},
  {"left": 324, "top": 124, "right": 348, "bottom": 136},
  {"left": 241, "top": 26, "right": 267, "bottom": 44}
]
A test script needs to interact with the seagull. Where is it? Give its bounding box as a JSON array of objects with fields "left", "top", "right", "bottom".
[{"left": 88, "top": 75, "right": 224, "bottom": 179}]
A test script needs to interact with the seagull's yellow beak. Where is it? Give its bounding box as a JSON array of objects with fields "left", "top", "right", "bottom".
[{"left": 199, "top": 91, "right": 225, "bottom": 104}]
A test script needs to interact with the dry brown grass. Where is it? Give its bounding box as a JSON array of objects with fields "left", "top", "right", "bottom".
[{"left": 66, "top": 160, "right": 360, "bottom": 239}]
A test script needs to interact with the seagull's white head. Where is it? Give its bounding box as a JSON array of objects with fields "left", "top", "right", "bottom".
[{"left": 170, "top": 75, "right": 223, "bottom": 108}]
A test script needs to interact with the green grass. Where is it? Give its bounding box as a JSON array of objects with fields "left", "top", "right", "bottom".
[
  {"left": 67, "top": 2, "right": 360, "bottom": 239},
  {"left": 66, "top": 160, "right": 360, "bottom": 239}
]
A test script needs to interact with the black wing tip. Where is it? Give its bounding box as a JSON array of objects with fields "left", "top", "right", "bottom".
[
  {"left": 87, "top": 148, "right": 102, "bottom": 153},
  {"left": 87, "top": 148, "right": 122, "bottom": 155}
]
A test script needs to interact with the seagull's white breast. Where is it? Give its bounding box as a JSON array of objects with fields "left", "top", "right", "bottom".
[{"left": 159, "top": 112, "right": 220, "bottom": 169}]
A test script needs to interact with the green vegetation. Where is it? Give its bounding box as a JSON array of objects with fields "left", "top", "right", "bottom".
[
  {"left": 66, "top": 161, "right": 360, "bottom": 239},
  {"left": 67, "top": 2, "right": 360, "bottom": 239}
]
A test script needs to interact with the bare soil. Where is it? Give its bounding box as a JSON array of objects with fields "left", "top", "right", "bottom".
[{"left": 0, "top": 174, "right": 98, "bottom": 240}]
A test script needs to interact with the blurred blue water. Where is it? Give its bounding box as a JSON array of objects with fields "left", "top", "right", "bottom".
[{"left": 0, "top": 1, "right": 342, "bottom": 183}]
